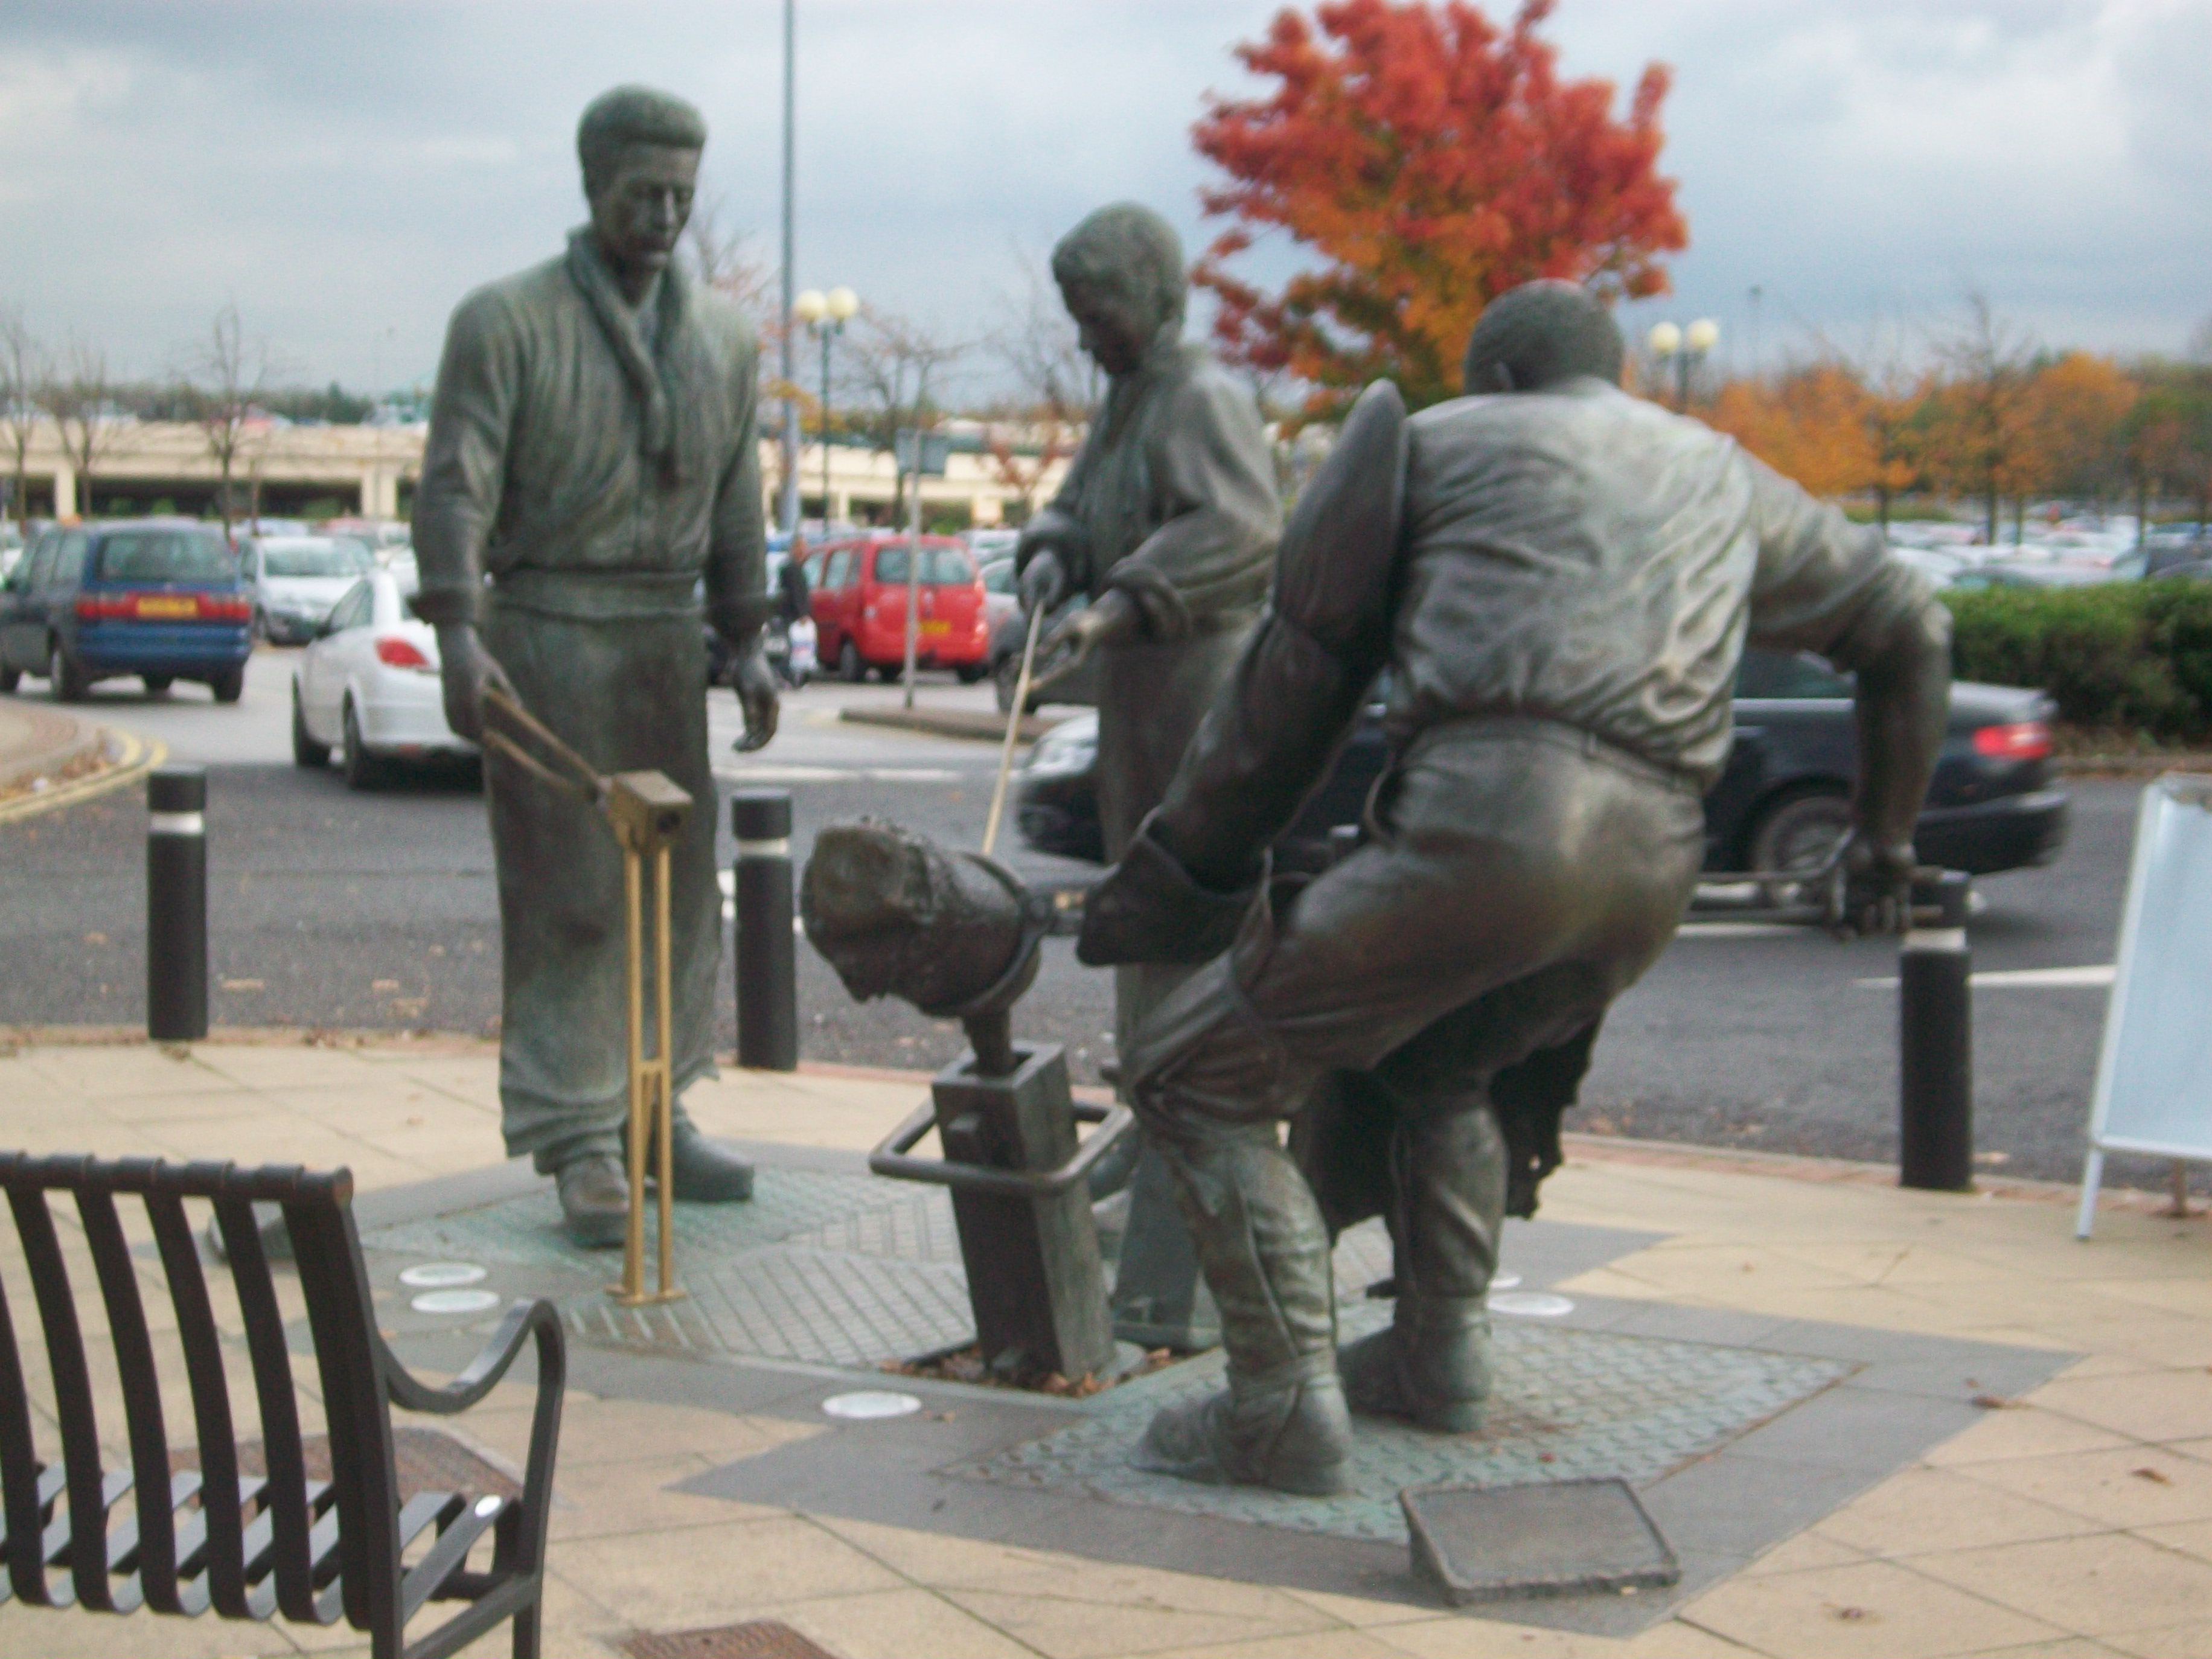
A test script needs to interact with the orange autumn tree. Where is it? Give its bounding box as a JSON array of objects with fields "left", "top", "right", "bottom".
[
  {"left": 1192, "top": 0, "right": 1687, "bottom": 417},
  {"left": 1707, "top": 365, "right": 1880, "bottom": 500}
]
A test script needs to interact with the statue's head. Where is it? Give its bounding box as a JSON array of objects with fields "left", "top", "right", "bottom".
[
  {"left": 577, "top": 85, "right": 707, "bottom": 281},
  {"left": 1052, "top": 203, "right": 1186, "bottom": 377},
  {"left": 1462, "top": 280, "right": 1624, "bottom": 395}
]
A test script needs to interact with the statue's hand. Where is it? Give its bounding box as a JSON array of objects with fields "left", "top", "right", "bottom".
[
  {"left": 731, "top": 639, "right": 781, "bottom": 753},
  {"left": 1826, "top": 830, "right": 1917, "bottom": 939},
  {"left": 1035, "top": 589, "right": 1138, "bottom": 686},
  {"left": 1018, "top": 550, "right": 1068, "bottom": 617},
  {"left": 435, "top": 624, "right": 515, "bottom": 746}
]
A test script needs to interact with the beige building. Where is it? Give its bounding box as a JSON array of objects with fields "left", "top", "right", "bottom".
[{"left": 7, "top": 418, "right": 1072, "bottom": 531}]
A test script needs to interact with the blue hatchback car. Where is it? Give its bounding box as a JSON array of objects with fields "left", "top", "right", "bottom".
[{"left": 0, "top": 519, "right": 254, "bottom": 702}]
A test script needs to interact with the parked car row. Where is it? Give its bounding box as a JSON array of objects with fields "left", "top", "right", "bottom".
[{"left": 1014, "top": 648, "right": 2070, "bottom": 888}]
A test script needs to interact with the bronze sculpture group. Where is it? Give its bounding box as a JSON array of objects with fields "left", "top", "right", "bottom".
[{"left": 418, "top": 85, "right": 1951, "bottom": 1494}]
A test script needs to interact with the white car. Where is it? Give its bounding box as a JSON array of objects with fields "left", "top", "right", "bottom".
[
  {"left": 243, "top": 534, "right": 376, "bottom": 644},
  {"left": 291, "top": 569, "right": 473, "bottom": 787}
]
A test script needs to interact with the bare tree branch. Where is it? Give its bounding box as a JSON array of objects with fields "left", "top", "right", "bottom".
[
  {"left": 180, "top": 302, "right": 287, "bottom": 533},
  {"left": 978, "top": 248, "right": 1093, "bottom": 520},
  {"left": 0, "top": 306, "right": 47, "bottom": 534},
  {"left": 839, "top": 310, "right": 967, "bottom": 520},
  {"left": 39, "top": 335, "right": 123, "bottom": 516}
]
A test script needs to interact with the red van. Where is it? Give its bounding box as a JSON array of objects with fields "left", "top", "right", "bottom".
[{"left": 805, "top": 534, "right": 991, "bottom": 683}]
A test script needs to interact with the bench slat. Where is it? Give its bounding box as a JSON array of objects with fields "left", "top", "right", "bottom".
[
  {"left": 0, "top": 1264, "right": 59, "bottom": 1607},
  {"left": 145, "top": 1185, "right": 253, "bottom": 1616},
  {"left": 214, "top": 1194, "right": 320, "bottom": 1625},
  {"left": 76, "top": 1180, "right": 184, "bottom": 1612},
  {"left": 6, "top": 1179, "right": 126, "bottom": 1611},
  {"left": 400, "top": 1493, "right": 503, "bottom": 1628}
]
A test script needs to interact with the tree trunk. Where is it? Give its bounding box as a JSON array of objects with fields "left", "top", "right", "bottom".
[
  {"left": 1984, "top": 479, "right": 1999, "bottom": 546},
  {"left": 1876, "top": 483, "right": 1891, "bottom": 531},
  {"left": 2137, "top": 471, "right": 2149, "bottom": 547}
]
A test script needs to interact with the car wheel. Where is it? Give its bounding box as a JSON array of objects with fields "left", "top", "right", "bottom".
[
  {"left": 292, "top": 683, "right": 330, "bottom": 768},
  {"left": 0, "top": 665, "right": 18, "bottom": 694},
  {"left": 956, "top": 662, "right": 987, "bottom": 685},
  {"left": 1748, "top": 788, "right": 1853, "bottom": 907},
  {"left": 209, "top": 665, "right": 245, "bottom": 704},
  {"left": 838, "top": 639, "right": 863, "bottom": 683},
  {"left": 142, "top": 675, "right": 171, "bottom": 696},
  {"left": 340, "top": 698, "right": 385, "bottom": 790},
  {"left": 48, "top": 640, "right": 88, "bottom": 703}
]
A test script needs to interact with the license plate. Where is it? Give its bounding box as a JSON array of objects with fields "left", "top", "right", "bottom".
[
  {"left": 135, "top": 596, "right": 197, "bottom": 618},
  {"left": 919, "top": 619, "right": 951, "bottom": 637}
]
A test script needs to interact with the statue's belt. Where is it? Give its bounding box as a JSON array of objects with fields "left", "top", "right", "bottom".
[{"left": 488, "top": 567, "right": 705, "bottom": 621}]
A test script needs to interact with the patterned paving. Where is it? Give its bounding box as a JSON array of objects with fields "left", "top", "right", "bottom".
[{"left": 944, "top": 1304, "right": 1853, "bottom": 1544}]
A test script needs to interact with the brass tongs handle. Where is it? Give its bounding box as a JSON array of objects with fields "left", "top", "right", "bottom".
[{"left": 481, "top": 687, "right": 607, "bottom": 807}]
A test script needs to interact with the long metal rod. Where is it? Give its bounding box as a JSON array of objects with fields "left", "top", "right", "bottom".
[
  {"left": 654, "top": 844, "right": 677, "bottom": 1297},
  {"left": 619, "top": 848, "right": 647, "bottom": 1302},
  {"left": 982, "top": 605, "right": 1046, "bottom": 858}
]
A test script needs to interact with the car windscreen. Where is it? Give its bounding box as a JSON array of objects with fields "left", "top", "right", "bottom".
[
  {"left": 260, "top": 539, "right": 372, "bottom": 578},
  {"left": 95, "top": 529, "right": 234, "bottom": 584},
  {"left": 873, "top": 546, "right": 974, "bottom": 585},
  {"left": 1735, "top": 648, "right": 1850, "bottom": 698}
]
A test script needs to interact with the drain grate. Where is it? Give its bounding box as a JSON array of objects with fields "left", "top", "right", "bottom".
[
  {"left": 173, "top": 1425, "right": 520, "bottom": 1504},
  {"left": 622, "top": 1620, "right": 840, "bottom": 1659}
]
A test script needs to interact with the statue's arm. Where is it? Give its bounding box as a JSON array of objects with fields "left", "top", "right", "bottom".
[
  {"left": 1076, "top": 382, "right": 1406, "bottom": 968},
  {"left": 1744, "top": 454, "right": 1951, "bottom": 871},
  {"left": 705, "top": 325, "right": 770, "bottom": 642},
  {"left": 1105, "top": 375, "right": 1280, "bottom": 640},
  {"left": 410, "top": 289, "right": 520, "bottom": 629}
]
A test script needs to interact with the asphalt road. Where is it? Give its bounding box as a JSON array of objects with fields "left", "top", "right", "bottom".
[{"left": 0, "top": 648, "right": 2159, "bottom": 1188}]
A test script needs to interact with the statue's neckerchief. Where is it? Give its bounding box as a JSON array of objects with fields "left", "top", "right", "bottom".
[{"left": 566, "top": 228, "right": 687, "bottom": 482}]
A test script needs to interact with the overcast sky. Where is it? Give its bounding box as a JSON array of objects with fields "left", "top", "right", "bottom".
[{"left": 2, "top": 0, "right": 2205, "bottom": 397}]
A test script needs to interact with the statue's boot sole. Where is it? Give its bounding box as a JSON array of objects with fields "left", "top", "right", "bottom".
[
  {"left": 562, "top": 1206, "right": 628, "bottom": 1250},
  {"left": 1130, "top": 1382, "right": 1355, "bottom": 1497}
]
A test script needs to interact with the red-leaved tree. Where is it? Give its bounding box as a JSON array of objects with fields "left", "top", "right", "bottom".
[{"left": 1193, "top": 0, "right": 1687, "bottom": 416}]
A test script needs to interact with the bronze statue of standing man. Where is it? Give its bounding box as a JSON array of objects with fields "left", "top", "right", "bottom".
[
  {"left": 413, "top": 86, "right": 776, "bottom": 1245},
  {"left": 1015, "top": 203, "right": 1280, "bottom": 1346}
]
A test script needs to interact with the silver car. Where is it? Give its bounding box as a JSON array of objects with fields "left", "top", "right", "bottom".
[{"left": 243, "top": 534, "right": 375, "bottom": 644}]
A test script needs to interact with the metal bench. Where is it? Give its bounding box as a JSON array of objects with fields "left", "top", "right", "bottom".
[{"left": 0, "top": 1152, "right": 564, "bottom": 1658}]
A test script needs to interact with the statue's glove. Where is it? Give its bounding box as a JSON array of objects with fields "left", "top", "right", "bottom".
[
  {"left": 1825, "top": 829, "right": 1917, "bottom": 939},
  {"left": 731, "top": 638, "right": 781, "bottom": 753},
  {"left": 1018, "top": 550, "right": 1068, "bottom": 616},
  {"left": 1077, "top": 815, "right": 1255, "bottom": 967},
  {"left": 434, "top": 624, "right": 516, "bottom": 746},
  {"left": 1035, "top": 589, "right": 1139, "bottom": 689}
]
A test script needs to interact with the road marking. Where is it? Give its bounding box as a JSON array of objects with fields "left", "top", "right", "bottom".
[
  {"left": 1855, "top": 964, "right": 2115, "bottom": 989},
  {"left": 1674, "top": 921, "right": 1811, "bottom": 939},
  {"left": 0, "top": 727, "right": 167, "bottom": 826},
  {"left": 714, "top": 765, "right": 964, "bottom": 784}
]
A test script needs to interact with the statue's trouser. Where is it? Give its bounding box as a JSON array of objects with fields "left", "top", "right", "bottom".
[
  {"left": 1125, "top": 721, "right": 1705, "bottom": 1480},
  {"left": 1097, "top": 622, "right": 1253, "bottom": 1347},
  {"left": 482, "top": 591, "right": 723, "bottom": 1174}
]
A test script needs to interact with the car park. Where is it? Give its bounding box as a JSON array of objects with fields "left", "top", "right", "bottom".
[
  {"left": 801, "top": 533, "right": 990, "bottom": 682},
  {"left": 1015, "top": 648, "right": 2069, "bottom": 886},
  {"left": 979, "top": 555, "right": 1019, "bottom": 640},
  {"left": 0, "top": 519, "right": 253, "bottom": 702},
  {"left": 241, "top": 534, "right": 376, "bottom": 642},
  {"left": 292, "top": 566, "right": 475, "bottom": 787}
]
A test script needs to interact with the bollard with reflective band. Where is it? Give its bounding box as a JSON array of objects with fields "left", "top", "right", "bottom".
[
  {"left": 1900, "top": 870, "right": 1974, "bottom": 1191},
  {"left": 732, "top": 790, "right": 799, "bottom": 1070},
  {"left": 147, "top": 766, "right": 209, "bottom": 1043}
]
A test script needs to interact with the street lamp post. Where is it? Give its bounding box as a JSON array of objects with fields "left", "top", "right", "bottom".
[
  {"left": 791, "top": 286, "right": 858, "bottom": 532},
  {"left": 1648, "top": 318, "right": 1719, "bottom": 410}
]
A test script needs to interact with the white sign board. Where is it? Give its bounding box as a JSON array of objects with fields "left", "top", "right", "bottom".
[{"left": 2077, "top": 774, "right": 2212, "bottom": 1236}]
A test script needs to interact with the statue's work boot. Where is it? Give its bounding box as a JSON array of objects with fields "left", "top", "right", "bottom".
[
  {"left": 1131, "top": 1366, "right": 1354, "bottom": 1495},
  {"left": 557, "top": 1153, "right": 628, "bottom": 1250},
  {"left": 629, "top": 1117, "right": 755, "bottom": 1203},
  {"left": 1338, "top": 1297, "right": 1492, "bottom": 1433}
]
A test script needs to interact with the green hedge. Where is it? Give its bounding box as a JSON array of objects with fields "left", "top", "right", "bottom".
[{"left": 1944, "top": 583, "right": 2212, "bottom": 742}]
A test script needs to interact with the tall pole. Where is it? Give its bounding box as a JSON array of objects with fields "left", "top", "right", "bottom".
[
  {"left": 820, "top": 327, "right": 834, "bottom": 526},
  {"left": 776, "top": 0, "right": 801, "bottom": 537}
]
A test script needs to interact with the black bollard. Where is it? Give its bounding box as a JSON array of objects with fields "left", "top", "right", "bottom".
[
  {"left": 1899, "top": 870, "right": 1973, "bottom": 1191},
  {"left": 732, "top": 789, "right": 798, "bottom": 1070},
  {"left": 147, "top": 766, "right": 208, "bottom": 1043}
]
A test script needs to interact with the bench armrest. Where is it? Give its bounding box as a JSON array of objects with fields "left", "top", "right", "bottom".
[{"left": 380, "top": 1299, "right": 563, "bottom": 1417}]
